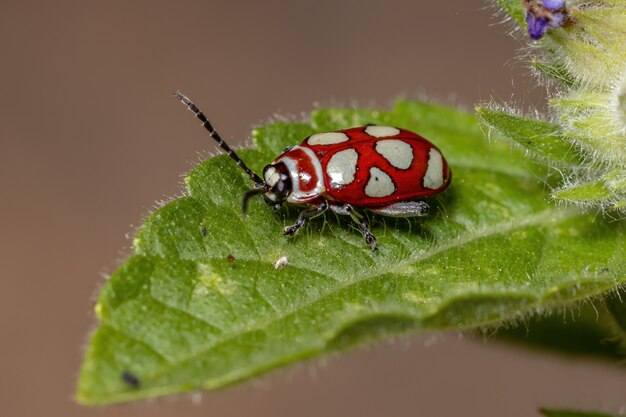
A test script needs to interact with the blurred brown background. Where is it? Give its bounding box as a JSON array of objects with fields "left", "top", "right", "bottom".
[{"left": 1, "top": 1, "right": 624, "bottom": 416}]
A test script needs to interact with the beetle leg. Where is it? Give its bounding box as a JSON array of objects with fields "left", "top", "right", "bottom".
[
  {"left": 283, "top": 201, "right": 328, "bottom": 236},
  {"left": 330, "top": 204, "right": 378, "bottom": 251}
]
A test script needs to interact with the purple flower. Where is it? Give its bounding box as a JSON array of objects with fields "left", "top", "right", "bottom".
[
  {"left": 523, "top": 0, "right": 569, "bottom": 40},
  {"left": 550, "top": 12, "right": 566, "bottom": 27},
  {"left": 542, "top": 0, "right": 566, "bottom": 11},
  {"left": 526, "top": 12, "right": 551, "bottom": 40}
]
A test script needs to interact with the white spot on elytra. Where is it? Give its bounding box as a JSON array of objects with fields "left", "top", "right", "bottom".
[
  {"left": 307, "top": 131, "right": 349, "bottom": 146},
  {"left": 365, "top": 167, "right": 395, "bottom": 198},
  {"left": 326, "top": 149, "right": 358, "bottom": 188},
  {"left": 423, "top": 148, "right": 444, "bottom": 189},
  {"left": 365, "top": 126, "right": 400, "bottom": 138},
  {"left": 375, "top": 139, "right": 413, "bottom": 169}
]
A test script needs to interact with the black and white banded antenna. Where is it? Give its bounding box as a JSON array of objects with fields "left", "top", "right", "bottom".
[{"left": 174, "top": 91, "right": 266, "bottom": 187}]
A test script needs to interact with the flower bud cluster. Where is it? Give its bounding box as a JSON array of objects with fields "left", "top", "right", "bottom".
[{"left": 496, "top": 0, "right": 626, "bottom": 214}]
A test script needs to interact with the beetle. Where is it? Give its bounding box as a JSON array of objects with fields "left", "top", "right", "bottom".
[{"left": 175, "top": 92, "right": 451, "bottom": 250}]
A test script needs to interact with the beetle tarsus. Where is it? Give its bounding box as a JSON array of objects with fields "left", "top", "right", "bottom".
[
  {"left": 359, "top": 220, "right": 378, "bottom": 251},
  {"left": 283, "top": 201, "right": 328, "bottom": 236},
  {"left": 330, "top": 203, "right": 378, "bottom": 251}
]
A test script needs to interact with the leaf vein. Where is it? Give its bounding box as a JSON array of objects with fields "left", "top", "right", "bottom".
[{"left": 149, "top": 207, "right": 580, "bottom": 375}]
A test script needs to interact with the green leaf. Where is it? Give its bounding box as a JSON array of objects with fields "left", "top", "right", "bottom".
[
  {"left": 552, "top": 181, "right": 612, "bottom": 202},
  {"left": 552, "top": 169, "right": 626, "bottom": 209},
  {"left": 532, "top": 60, "right": 579, "bottom": 89},
  {"left": 605, "top": 289, "right": 626, "bottom": 355},
  {"left": 495, "top": 0, "right": 526, "bottom": 26},
  {"left": 475, "top": 106, "right": 584, "bottom": 167},
  {"left": 540, "top": 409, "right": 619, "bottom": 417},
  {"left": 77, "top": 101, "right": 626, "bottom": 405},
  {"left": 494, "top": 304, "right": 623, "bottom": 360}
]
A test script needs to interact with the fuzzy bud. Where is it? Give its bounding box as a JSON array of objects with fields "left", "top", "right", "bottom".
[
  {"left": 495, "top": 0, "right": 626, "bottom": 213},
  {"left": 551, "top": 66, "right": 626, "bottom": 166}
]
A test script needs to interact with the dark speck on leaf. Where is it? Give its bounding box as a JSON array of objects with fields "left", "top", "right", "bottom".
[
  {"left": 226, "top": 254, "right": 235, "bottom": 264},
  {"left": 121, "top": 370, "right": 140, "bottom": 388},
  {"left": 201, "top": 226, "right": 207, "bottom": 237}
]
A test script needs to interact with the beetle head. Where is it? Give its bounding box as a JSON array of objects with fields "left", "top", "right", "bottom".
[
  {"left": 242, "top": 162, "right": 291, "bottom": 214},
  {"left": 262, "top": 163, "right": 292, "bottom": 203}
]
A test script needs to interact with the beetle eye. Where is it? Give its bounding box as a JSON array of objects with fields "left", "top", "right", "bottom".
[{"left": 271, "top": 174, "right": 291, "bottom": 202}]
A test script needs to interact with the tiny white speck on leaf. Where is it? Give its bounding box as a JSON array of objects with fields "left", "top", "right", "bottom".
[{"left": 274, "top": 256, "right": 289, "bottom": 269}]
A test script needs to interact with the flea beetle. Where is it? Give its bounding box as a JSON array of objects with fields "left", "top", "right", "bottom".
[{"left": 176, "top": 92, "right": 451, "bottom": 250}]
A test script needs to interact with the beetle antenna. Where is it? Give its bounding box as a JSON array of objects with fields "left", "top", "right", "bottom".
[
  {"left": 175, "top": 91, "right": 265, "bottom": 186},
  {"left": 242, "top": 187, "right": 266, "bottom": 215}
]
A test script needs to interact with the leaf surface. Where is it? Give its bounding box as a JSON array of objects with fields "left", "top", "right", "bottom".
[
  {"left": 494, "top": 304, "right": 623, "bottom": 360},
  {"left": 476, "top": 107, "right": 583, "bottom": 167},
  {"left": 532, "top": 60, "right": 579, "bottom": 88},
  {"left": 552, "top": 169, "right": 626, "bottom": 209},
  {"left": 77, "top": 101, "right": 626, "bottom": 404}
]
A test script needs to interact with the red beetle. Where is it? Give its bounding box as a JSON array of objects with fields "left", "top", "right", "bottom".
[{"left": 176, "top": 93, "right": 451, "bottom": 250}]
